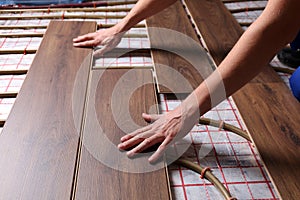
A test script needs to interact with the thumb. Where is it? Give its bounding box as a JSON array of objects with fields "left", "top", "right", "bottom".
[{"left": 142, "top": 113, "right": 161, "bottom": 123}]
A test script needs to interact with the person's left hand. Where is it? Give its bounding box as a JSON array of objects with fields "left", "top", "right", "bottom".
[{"left": 73, "top": 27, "right": 124, "bottom": 57}]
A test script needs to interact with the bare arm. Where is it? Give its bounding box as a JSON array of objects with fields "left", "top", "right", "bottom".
[
  {"left": 118, "top": 0, "right": 300, "bottom": 162},
  {"left": 218, "top": 0, "right": 300, "bottom": 97},
  {"left": 73, "top": 0, "right": 176, "bottom": 55},
  {"left": 187, "top": 0, "right": 300, "bottom": 118},
  {"left": 111, "top": 0, "right": 177, "bottom": 33}
]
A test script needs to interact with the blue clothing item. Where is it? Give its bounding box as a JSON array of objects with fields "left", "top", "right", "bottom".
[
  {"left": 289, "top": 66, "right": 300, "bottom": 101},
  {"left": 290, "top": 30, "right": 300, "bottom": 51}
]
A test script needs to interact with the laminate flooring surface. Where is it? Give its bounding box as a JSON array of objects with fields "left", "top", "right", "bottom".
[
  {"left": 146, "top": 1, "right": 214, "bottom": 93},
  {"left": 0, "top": 21, "right": 96, "bottom": 199},
  {"left": 75, "top": 68, "right": 171, "bottom": 200}
]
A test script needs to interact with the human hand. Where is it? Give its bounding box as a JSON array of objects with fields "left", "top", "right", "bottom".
[
  {"left": 118, "top": 105, "right": 199, "bottom": 163},
  {"left": 73, "top": 27, "right": 124, "bottom": 57}
]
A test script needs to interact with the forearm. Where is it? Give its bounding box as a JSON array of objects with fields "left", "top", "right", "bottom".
[
  {"left": 117, "top": 0, "right": 300, "bottom": 162},
  {"left": 113, "top": 0, "right": 177, "bottom": 33},
  {"left": 184, "top": 0, "right": 300, "bottom": 116}
]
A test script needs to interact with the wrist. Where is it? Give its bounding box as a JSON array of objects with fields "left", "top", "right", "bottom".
[
  {"left": 175, "top": 94, "right": 200, "bottom": 123},
  {"left": 180, "top": 83, "right": 212, "bottom": 119},
  {"left": 113, "top": 17, "right": 132, "bottom": 34}
]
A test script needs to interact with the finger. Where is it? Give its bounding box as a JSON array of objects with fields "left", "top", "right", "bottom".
[
  {"left": 73, "top": 33, "right": 94, "bottom": 43},
  {"left": 148, "top": 136, "right": 173, "bottom": 163},
  {"left": 118, "top": 134, "right": 144, "bottom": 150},
  {"left": 119, "top": 128, "right": 158, "bottom": 150},
  {"left": 142, "top": 113, "right": 160, "bottom": 123},
  {"left": 120, "top": 125, "right": 152, "bottom": 142},
  {"left": 126, "top": 134, "right": 164, "bottom": 157},
  {"left": 73, "top": 40, "right": 97, "bottom": 47},
  {"left": 119, "top": 128, "right": 154, "bottom": 149}
]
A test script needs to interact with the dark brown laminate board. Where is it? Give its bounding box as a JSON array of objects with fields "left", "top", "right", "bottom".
[
  {"left": 75, "top": 69, "right": 171, "bottom": 200},
  {"left": 184, "top": 0, "right": 300, "bottom": 198},
  {"left": 233, "top": 83, "right": 300, "bottom": 199},
  {"left": 146, "top": 1, "right": 214, "bottom": 93},
  {"left": 182, "top": 0, "right": 281, "bottom": 83},
  {"left": 0, "top": 21, "right": 96, "bottom": 199}
]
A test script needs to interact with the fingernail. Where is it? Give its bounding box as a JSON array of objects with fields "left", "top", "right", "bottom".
[
  {"left": 117, "top": 143, "right": 123, "bottom": 149},
  {"left": 127, "top": 151, "right": 134, "bottom": 157},
  {"left": 148, "top": 157, "right": 154, "bottom": 163},
  {"left": 149, "top": 158, "right": 158, "bottom": 165}
]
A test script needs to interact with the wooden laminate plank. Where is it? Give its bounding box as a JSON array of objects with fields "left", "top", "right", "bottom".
[
  {"left": 0, "top": 32, "right": 146, "bottom": 38},
  {"left": 229, "top": 6, "right": 265, "bottom": 14},
  {"left": 182, "top": 0, "right": 281, "bottom": 83},
  {"left": 146, "top": 1, "right": 214, "bottom": 93},
  {"left": 183, "top": 0, "right": 300, "bottom": 199},
  {"left": 0, "top": 119, "right": 5, "bottom": 127},
  {"left": 0, "top": 21, "right": 96, "bottom": 199},
  {"left": 0, "top": 23, "right": 144, "bottom": 30},
  {"left": 233, "top": 83, "right": 300, "bottom": 199},
  {"left": 0, "top": 69, "right": 28, "bottom": 75},
  {"left": 75, "top": 68, "right": 171, "bottom": 200},
  {"left": 0, "top": 91, "right": 18, "bottom": 98}
]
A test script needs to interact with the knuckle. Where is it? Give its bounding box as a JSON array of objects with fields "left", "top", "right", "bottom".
[
  {"left": 168, "top": 133, "right": 175, "bottom": 140},
  {"left": 159, "top": 143, "right": 166, "bottom": 150},
  {"left": 158, "top": 132, "right": 167, "bottom": 139},
  {"left": 143, "top": 138, "right": 152, "bottom": 145}
]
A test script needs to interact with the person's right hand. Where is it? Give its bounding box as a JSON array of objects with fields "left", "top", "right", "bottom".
[
  {"left": 73, "top": 27, "right": 124, "bottom": 57},
  {"left": 118, "top": 100, "right": 200, "bottom": 163}
]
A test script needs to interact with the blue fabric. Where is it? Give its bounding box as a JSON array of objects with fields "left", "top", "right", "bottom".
[
  {"left": 290, "top": 66, "right": 300, "bottom": 101},
  {"left": 290, "top": 31, "right": 300, "bottom": 51}
]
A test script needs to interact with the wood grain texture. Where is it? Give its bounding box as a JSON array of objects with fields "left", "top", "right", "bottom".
[
  {"left": 146, "top": 1, "right": 214, "bottom": 93},
  {"left": 75, "top": 69, "right": 171, "bottom": 200},
  {"left": 0, "top": 69, "right": 28, "bottom": 75},
  {"left": 184, "top": 0, "right": 300, "bottom": 198},
  {"left": 182, "top": 0, "right": 281, "bottom": 83},
  {"left": 233, "top": 83, "right": 300, "bottom": 199},
  {"left": 0, "top": 21, "right": 96, "bottom": 199}
]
